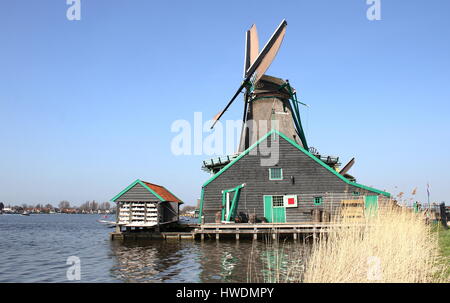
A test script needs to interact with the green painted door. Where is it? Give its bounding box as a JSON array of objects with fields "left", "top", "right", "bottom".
[
  {"left": 273, "top": 207, "right": 286, "bottom": 223},
  {"left": 264, "top": 196, "right": 273, "bottom": 222},
  {"left": 264, "top": 196, "right": 286, "bottom": 223},
  {"left": 364, "top": 195, "right": 379, "bottom": 216}
]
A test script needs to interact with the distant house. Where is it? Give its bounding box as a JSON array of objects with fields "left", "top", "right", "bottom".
[
  {"left": 63, "top": 208, "right": 78, "bottom": 214},
  {"left": 111, "top": 179, "right": 183, "bottom": 230}
]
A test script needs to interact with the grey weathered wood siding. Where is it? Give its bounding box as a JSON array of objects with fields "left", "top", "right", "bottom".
[
  {"left": 160, "top": 202, "right": 179, "bottom": 222},
  {"left": 114, "top": 183, "right": 160, "bottom": 202},
  {"left": 201, "top": 134, "right": 389, "bottom": 223}
]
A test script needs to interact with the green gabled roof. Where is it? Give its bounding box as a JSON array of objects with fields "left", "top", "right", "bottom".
[
  {"left": 111, "top": 179, "right": 165, "bottom": 202},
  {"left": 202, "top": 129, "right": 390, "bottom": 197}
]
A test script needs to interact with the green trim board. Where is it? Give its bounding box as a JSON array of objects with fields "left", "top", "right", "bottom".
[
  {"left": 197, "top": 187, "right": 205, "bottom": 224},
  {"left": 285, "top": 83, "right": 309, "bottom": 150},
  {"left": 221, "top": 184, "right": 245, "bottom": 222},
  {"left": 111, "top": 179, "right": 165, "bottom": 202},
  {"left": 202, "top": 130, "right": 275, "bottom": 187},
  {"left": 201, "top": 129, "right": 390, "bottom": 197}
]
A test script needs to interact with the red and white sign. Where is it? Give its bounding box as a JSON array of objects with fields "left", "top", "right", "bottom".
[{"left": 283, "top": 195, "right": 298, "bottom": 207}]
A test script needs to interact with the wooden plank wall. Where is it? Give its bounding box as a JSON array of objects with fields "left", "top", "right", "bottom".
[
  {"left": 202, "top": 134, "right": 389, "bottom": 223},
  {"left": 114, "top": 183, "right": 160, "bottom": 202}
]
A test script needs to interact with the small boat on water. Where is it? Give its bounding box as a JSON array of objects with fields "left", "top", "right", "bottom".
[
  {"left": 97, "top": 220, "right": 116, "bottom": 227},
  {"left": 21, "top": 211, "right": 30, "bottom": 216},
  {"left": 97, "top": 216, "right": 116, "bottom": 228}
]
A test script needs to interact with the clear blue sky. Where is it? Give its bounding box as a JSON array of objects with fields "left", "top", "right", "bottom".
[{"left": 1, "top": 0, "right": 449, "bottom": 206}]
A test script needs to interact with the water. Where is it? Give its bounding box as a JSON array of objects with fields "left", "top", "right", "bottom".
[{"left": 0, "top": 214, "right": 307, "bottom": 282}]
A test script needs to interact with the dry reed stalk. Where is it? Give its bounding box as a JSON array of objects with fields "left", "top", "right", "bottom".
[{"left": 303, "top": 207, "right": 446, "bottom": 283}]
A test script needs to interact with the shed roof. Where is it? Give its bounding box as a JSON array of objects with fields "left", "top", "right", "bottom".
[
  {"left": 111, "top": 179, "right": 183, "bottom": 203},
  {"left": 141, "top": 181, "right": 183, "bottom": 203}
]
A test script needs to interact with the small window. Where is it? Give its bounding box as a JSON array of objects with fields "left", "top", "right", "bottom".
[
  {"left": 352, "top": 191, "right": 360, "bottom": 196},
  {"left": 314, "top": 197, "right": 323, "bottom": 205},
  {"left": 272, "top": 196, "right": 284, "bottom": 207},
  {"left": 269, "top": 168, "right": 283, "bottom": 180}
]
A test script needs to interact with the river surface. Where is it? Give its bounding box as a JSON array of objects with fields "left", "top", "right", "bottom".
[{"left": 0, "top": 214, "right": 307, "bottom": 282}]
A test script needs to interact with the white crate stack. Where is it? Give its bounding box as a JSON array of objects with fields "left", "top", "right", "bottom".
[{"left": 118, "top": 202, "right": 159, "bottom": 227}]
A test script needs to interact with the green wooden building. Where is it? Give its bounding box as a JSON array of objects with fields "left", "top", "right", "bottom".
[
  {"left": 111, "top": 179, "right": 183, "bottom": 230},
  {"left": 198, "top": 129, "right": 391, "bottom": 224}
]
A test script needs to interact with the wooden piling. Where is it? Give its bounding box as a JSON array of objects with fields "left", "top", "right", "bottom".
[{"left": 312, "top": 209, "right": 321, "bottom": 223}]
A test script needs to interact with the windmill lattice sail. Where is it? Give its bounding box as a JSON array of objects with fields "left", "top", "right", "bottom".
[
  {"left": 243, "top": 24, "right": 259, "bottom": 78},
  {"left": 210, "top": 20, "right": 288, "bottom": 129},
  {"left": 205, "top": 20, "right": 314, "bottom": 171}
]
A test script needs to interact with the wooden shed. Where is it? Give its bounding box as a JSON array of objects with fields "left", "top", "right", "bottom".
[
  {"left": 198, "top": 129, "right": 391, "bottom": 224},
  {"left": 111, "top": 179, "right": 183, "bottom": 230}
]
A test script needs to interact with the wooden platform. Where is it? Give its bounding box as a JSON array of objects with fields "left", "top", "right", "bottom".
[
  {"left": 195, "top": 223, "right": 337, "bottom": 240},
  {"left": 110, "top": 222, "right": 345, "bottom": 241}
]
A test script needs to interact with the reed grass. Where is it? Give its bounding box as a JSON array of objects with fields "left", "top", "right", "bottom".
[
  {"left": 303, "top": 207, "right": 447, "bottom": 283},
  {"left": 247, "top": 207, "right": 447, "bottom": 283},
  {"left": 246, "top": 235, "right": 309, "bottom": 283}
]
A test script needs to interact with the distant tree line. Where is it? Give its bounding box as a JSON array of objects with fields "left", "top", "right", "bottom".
[
  {"left": 78, "top": 201, "right": 111, "bottom": 211},
  {"left": 0, "top": 200, "right": 115, "bottom": 214}
]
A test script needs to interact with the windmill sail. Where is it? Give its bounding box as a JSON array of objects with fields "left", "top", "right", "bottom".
[
  {"left": 211, "top": 20, "right": 288, "bottom": 129},
  {"left": 245, "top": 19, "right": 287, "bottom": 84},
  {"left": 210, "top": 82, "right": 247, "bottom": 129},
  {"left": 244, "top": 24, "right": 259, "bottom": 78},
  {"left": 339, "top": 158, "right": 355, "bottom": 175}
]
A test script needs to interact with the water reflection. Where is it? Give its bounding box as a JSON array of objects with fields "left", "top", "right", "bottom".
[
  {"left": 0, "top": 215, "right": 307, "bottom": 282},
  {"left": 110, "top": 240, "right": 202, "bottom": 282},
  {"left": 109, "top": 239, "right": 309, "bottom": 283}
]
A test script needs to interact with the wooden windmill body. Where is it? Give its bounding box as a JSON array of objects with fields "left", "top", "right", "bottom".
[
  {"left": 205, "top": 20, "right": 354, "bottom": 175},
  {"left": 239, "top": 75, "right": 303, "bottom": 152},
  {"left": 197, "top": 21, "right": 385, "bottom": 225}
]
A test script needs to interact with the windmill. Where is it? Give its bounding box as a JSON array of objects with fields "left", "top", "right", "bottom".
[
  {"left": 204, "top": 20, "right": 356, "bottom": 178},
  {"left": 210, "top": 20, "right": 308, "bottom": 153}
]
